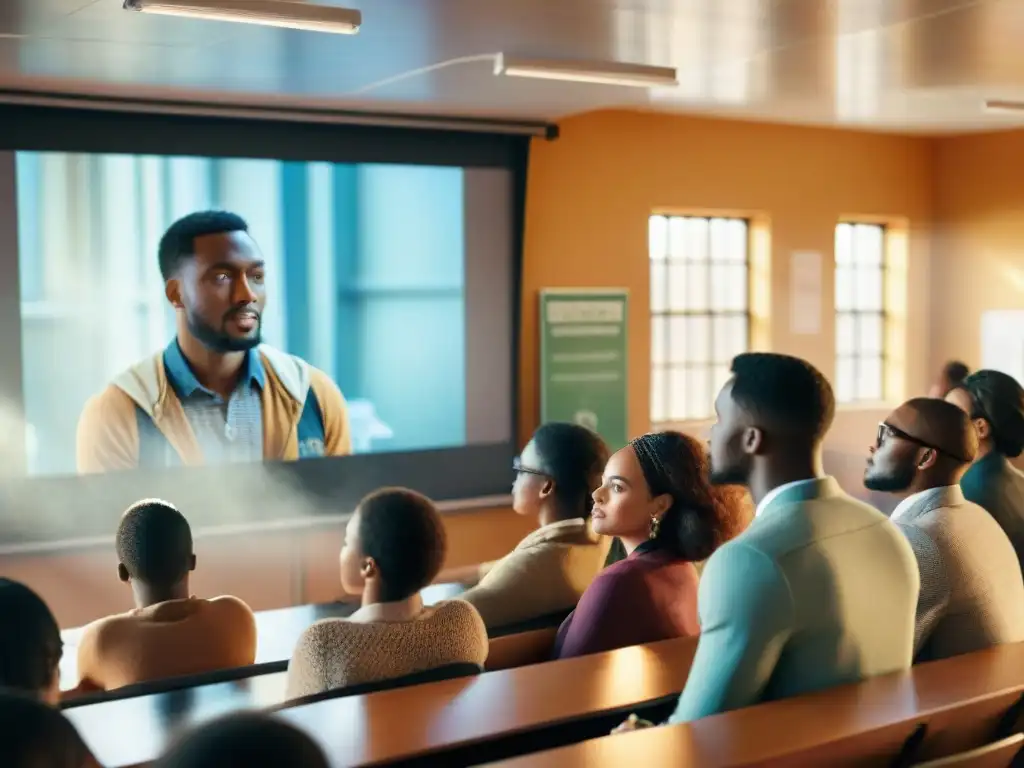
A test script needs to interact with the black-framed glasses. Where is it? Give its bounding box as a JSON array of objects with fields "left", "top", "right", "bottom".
[
  {"left": 513, "top": 457, "right": 548, "bottom": 477},
  {"left": 876, "top": 421, "right": 970, "bottom": 463},
  {"left": 876, "top": 422, "right": 935, "bottom": 451}
]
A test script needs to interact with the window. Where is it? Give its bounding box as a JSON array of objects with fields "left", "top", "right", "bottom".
[
  {"left": 835, "top": 222, "right": 886, "bottom": 403},
  {"left": 649, "top": 215, "right": 750, "bottom": 421}
]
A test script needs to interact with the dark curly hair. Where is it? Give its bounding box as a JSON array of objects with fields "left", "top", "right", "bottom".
[
  {"left": 357, "top": 488, "right": 447, "bottom": 603},
  {"left": 116, "top": 499, "right": 193, "bottom": 587},
  {"left": 631, "top": 431, "right": 751, "bottom": 561}
]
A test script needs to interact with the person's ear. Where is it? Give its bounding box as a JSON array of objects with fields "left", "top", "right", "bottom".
[
  {"left": 360, "top": 556, "right": 378, "bottom": 580},
  {"left": 165, "top": 279, "right": 183, "bottom": 309},
  {"left": 974, "top": 417, "right": 992, "bottom": 441},
  {"left": 653, "top": 493, "right": 672, "bottom": 518},
  {"left": 188, "top": 554, "right": 197, "bottom": 572},
  {"left": 917, "top": 448, "right": 938, "bottom": 470},
  {"left": 117, "top": 563, "right": 130, "bottom": 583},
  {"left": 742, "top": 426, "right": 764, "bottom": 455},
  {"left": 538, "top": 479, "right": 555, "bottom": 500}
]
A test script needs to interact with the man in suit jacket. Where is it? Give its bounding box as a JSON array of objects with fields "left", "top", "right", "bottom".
[{"left": 865, "top": 397, "right": 1024, "bottom": 661}]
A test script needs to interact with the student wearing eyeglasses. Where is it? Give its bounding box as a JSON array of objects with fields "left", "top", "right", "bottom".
[
  {"left": 864, "top": 397, "right": 1024, "bottom": 661},
  {"left": 454, "top": 423, "right": 611, "bottom": 629}
]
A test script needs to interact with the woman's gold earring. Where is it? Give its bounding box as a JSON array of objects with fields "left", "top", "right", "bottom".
[{"left": 649, "top": 515, "right": 660, "bottom": 540}]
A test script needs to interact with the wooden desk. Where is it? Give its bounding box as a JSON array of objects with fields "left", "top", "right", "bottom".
[
  {"left": 489, "top": 642, "right": 1024, "bottom": 768},
  {"left": 278, "top": 635, "right": 698, "bottom": 767},
  {"left": 66, "top": 671, "right": 288, "bottom": 767},
  {"left": 59, "top": 582, "right": 466, "bottom": 690},
  {"left": 71, "top": 636, "right": 695, "bottom": 768}
]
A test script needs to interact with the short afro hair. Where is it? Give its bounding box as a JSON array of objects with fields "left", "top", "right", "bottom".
[
  {"left": 729, "top": 353, "right": 835, "bottom": 443},
  {"left": 154, "top": 712, "right": 328, "bottom": 768},
  {"left": 0, "top": 579, "right": 61, "bottom": 697},
  {"left": 0, "top": 690, "right": 94, "bottom": 768},
  {"left": 116, "top": 499, "right": 193, "bottom": 586},
  {"left": 356, "top": 488, "right": 446, "bottom": 603},
  {"left": 158, "top": 210, "right": 249, "bottom": 280}
]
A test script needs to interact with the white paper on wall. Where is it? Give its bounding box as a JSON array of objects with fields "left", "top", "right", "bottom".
[
  {"left": 981, "top": 310, "right": 1024, "bottom": 385},
  {"left": 790, "top": 251, "right": 822, "bottom": 335}
]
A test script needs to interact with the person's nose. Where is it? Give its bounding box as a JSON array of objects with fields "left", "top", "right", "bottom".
[{"left": 232, "top": 275, "right": 258, "bottom": 306}]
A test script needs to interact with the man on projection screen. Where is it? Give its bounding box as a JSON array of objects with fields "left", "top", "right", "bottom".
[{"left": 75, "top": 210, "right": 351, "bottom": 474}]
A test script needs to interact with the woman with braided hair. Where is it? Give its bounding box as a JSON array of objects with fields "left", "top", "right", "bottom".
[{"left": 552, "top": 431, "right": 751, "bottom": 659}]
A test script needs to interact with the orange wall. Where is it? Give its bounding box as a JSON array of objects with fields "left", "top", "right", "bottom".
[
  {"left": 932, "top": 129, "right": 1024, "bottom": 370},
  {"left": 520, "top": 110, "right": 935, "bottom": 451}
]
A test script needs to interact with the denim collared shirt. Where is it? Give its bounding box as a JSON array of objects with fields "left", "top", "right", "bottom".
[{"left": 162, "top": 341, "right": 265, "bottom": 465}]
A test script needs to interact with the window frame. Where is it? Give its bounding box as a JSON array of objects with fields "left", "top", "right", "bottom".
[
  {"left": 649, "top": 213, "right": 752, "bottom": 423},
  {"left": 834, "top": 221, "right": 887, "bottom": 404}
]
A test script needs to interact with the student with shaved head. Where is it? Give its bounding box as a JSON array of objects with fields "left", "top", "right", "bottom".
[
  {"left": 75, "top": 499, "right": 257, "bottom": 691},
  {"left": 865, "top": 397, "right": 1024, "bottom": 661}
]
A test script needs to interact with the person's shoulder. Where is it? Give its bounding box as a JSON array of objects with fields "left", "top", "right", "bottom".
[
  {"left": 79, "top": 610, "right": 137, "bottom": 652},
  {"left": 429, "top": 601, "right": 488, "bottom": 659},
  {"left": 207, "top": 595, "right": 256, "bottom": 620}
]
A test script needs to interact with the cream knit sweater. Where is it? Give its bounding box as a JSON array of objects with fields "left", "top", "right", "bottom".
[{"left": 285, "top": 599, "right": 488, "bottom": 699}]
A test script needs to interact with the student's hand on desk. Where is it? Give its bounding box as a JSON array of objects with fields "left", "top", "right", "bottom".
[{"left": 611, "top": 713, "right": 655, "bottom": 734}]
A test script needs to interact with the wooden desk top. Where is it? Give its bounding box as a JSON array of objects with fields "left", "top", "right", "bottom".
[
  {"left": 489, "top": 641, "right": 1024, "bottom": 768},
  {"left": 59, "top": 583, "right": 466, "bottom": 690},
  {"left": 66, "top": 671, "right": 288, "bottom": 767},
  {"left": 278, "top": 635, "right": 698, "bottom": 767}
]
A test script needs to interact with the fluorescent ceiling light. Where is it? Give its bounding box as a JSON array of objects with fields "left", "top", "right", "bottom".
[
  {"left": 122, "top": 0, "right": 361, "bottom": 34},
  {"left": 984, "top": 99, "right": 1024, "bottom": 114},
  {"left": 494, "top": 54, "right": 677, "bottom": 89}
]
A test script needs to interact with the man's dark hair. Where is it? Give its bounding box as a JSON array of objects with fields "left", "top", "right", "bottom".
[
  {"left": 0, "top": 690, "right": 95, "bottom": 768},
  {"left": 0, "top": 579, "right": 61, "bottom": 696},
  {"left": 357, "top": 488, "right": 446, "bottom": 603},
  {"left": 158, "top": 210, "right": 249, "bottom": 280},
  {"left": 154, "top": 712, "right": 328, "bottom": 768},
  {"left": 532, "top": 422, "right": 610, "bottom": 520},
  {"left": 116, "top": 499, "right": 193, "bottom": 585},
  {"left": 729, "top": 353, "right": 835, "bottom": 443},
  {"left": 943, "top": 361, "right": 970, "bottom": 388},
  {"left": 958, "top": 370, "right": 1024, "bottom": 458}
]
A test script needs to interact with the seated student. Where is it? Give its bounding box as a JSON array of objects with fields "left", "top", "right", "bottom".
[
  {"left": 928, "top": 360, "right": 970, "bottom": 399},
  {"left": 552, "top": 431, "right": 750, "bottom": 660},
  {"left": 286, "top": 487, "right": 488, "bottom": 698},
  {"left": 0, "top": 579, "right": 62, "bottom": 703},
  {"left": 618, "top": 354, "right": 920, "bottom": 732},
  {"left": 865, "top": 397, "right": 1024, "bottom": 661},
  {"left": 154, "top": 712, "right": 328, "bottom": 768},
  {"left": 76, "top": 499, "right": 257, "bottom": 691},
  {"left": 946, "top": 370, "right": 1024, "bottom": 572},
  {"left": 0, "top": 690, "right": 101, "bottom": 768},
  {"left": 457, "top": 422, "right": 610, "bottom": 628}
]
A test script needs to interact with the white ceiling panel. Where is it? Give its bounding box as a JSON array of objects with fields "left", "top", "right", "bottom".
[{"left": 0, "top": 0, "right": 1022, "bottom": 132}]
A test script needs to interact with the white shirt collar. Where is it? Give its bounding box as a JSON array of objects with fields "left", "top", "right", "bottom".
[
  {"left": 890, "top": 485, "right": 959, "bottom": 521},
  {"left": 755, "top": 478, "right": 822, "bottom": 518}
]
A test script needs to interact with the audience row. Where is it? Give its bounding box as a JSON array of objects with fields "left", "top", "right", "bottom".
[{"left": 2, "top": 352, "right": 1023, "bottom": 765}]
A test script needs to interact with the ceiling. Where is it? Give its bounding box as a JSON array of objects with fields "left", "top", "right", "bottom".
[{"left": 1, "top": 0, "right": 1024, "bottom": 133}]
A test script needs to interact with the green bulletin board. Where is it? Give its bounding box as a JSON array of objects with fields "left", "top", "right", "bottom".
[{"left": 539, "top": 289, "right": 629, "bottom": 450}]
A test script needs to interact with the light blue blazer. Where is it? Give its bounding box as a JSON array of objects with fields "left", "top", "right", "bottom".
[{"left": 670, "top": 477, "right": 920, "bottom": 723}]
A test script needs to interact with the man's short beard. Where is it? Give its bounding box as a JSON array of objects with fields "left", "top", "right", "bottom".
[{"left": 187, "top": 310, "right": 261, "bottom": 353}]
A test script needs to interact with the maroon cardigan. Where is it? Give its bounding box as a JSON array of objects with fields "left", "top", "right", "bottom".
[{"left": 552, "top": 545, "right": 700, "bottom": 659}]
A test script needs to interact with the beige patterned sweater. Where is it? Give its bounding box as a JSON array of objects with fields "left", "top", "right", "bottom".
[{"left": 285, "top": 599, "right": 488, "bottom": 699}]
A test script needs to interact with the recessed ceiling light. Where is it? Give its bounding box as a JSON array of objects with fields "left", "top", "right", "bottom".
[
  {"left": 122, "top": 0, "right": 361, "bottom": 35},
  {"left": 494, "top": 54, "right": 678, "bottom": 89}
]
